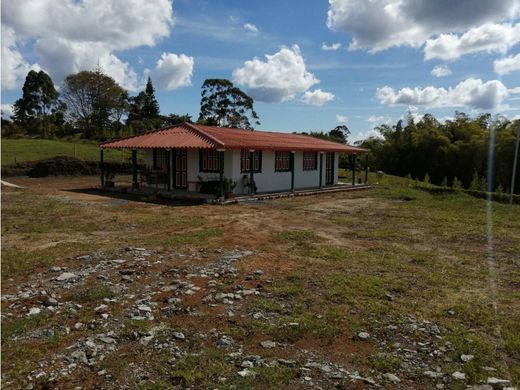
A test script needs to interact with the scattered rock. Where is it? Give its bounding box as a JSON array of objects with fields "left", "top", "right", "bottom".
[
  {"left": 27, "top": 307, "right": 41, "bottom": 316},
  {"left": 260, "top": 340, "right": 276, "bottom": 349},
  {"left": 487, "top": 377, "right": 511, "bottom": 389},
  {"left": 45, "top": 297, "right": 59, "bottom": 307},
  {"left": 461, "top": 354, "right": 475, "bottom": 362},
  {"left": 173, "top": 332, "right": 185, "bottom": 340},
  {"left": 452, "top": 371, "right": 466, "bottom": 380},
  {"left": 383, "top": 373, "right": 400, "bottom": 383},
  {"left": 56, "top": 272, "right": 78, "bottom": 282},
  {"left": 70, "top": 350, "right": 88, "bottom": 365},
  {"left": 424, "top": 371, "right": 444, "bottom": 379},
  {"left": 357, "top": 332, "right": 370, "bottom": 340},
  {"left": 237, "top": 369, "right": 255, "bottom": 378}
]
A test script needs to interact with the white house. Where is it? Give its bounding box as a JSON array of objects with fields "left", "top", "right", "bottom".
[{"left": 100, "top": 122, "right": 368, "bottom": 198}]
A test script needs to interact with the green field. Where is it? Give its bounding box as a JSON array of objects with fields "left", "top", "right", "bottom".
[{"left": 1, "top": 139, "right": 133, "bottom": 166}]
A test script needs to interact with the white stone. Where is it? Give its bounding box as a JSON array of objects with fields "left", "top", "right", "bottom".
[
  {"left": 260, "top": 340, "right": 276, "bottom": 349},
  {"left": 452, "top": 371, "right": 466, "bottom": 380},
  {"left": 56, "top": 272, "right": 78, "bottom": 282},
  {"left": 383, "top": 373, "right": 400, "bottom": 383},
  {"left": 28, "top": 307, "right": 41, "bottom": 316},
  {"left": 461, "top": 354, "right": 475, "bottom": 362},
  {"left": 357, "top": 332, "right": 370, "bottom": 340},
  {"left": 237, "top": 369, "right": 255, "bottom": 377},
  {"left": 94, "top": 304, "right": 108, "bottom": 313},
  {"left": 487, "top": 377, "right": 511, "bottom": 387}
]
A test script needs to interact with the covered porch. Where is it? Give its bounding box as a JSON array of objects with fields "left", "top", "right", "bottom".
[{"left": 98, "top": 123, "right": 370, "bottom": 202}]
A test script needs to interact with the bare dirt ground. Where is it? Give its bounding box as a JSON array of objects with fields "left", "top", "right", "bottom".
[{"left": 2, "top": 175, "right": 519, "bottom": 389}]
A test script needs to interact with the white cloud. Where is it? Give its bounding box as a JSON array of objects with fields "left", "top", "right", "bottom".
[
  {"left": 35, "top": 39, "right": 139, "bottom": 90},
  {"left": 321, "top": 42, "right": 342, "bottom": 51},
  {"left": 301, "top": 89, "right": 335, "bottom": 106},
  {"left": 152, "top": 52, "right": 194, "bottom": 91},
  {"left": 1, "top": 0, "right": 174, "bottom": 90},
  {"left": 327, "top": 0, "right": 519, "bottom": 52},
  {"left": 494, "top": 53, "right": 520, "bottom": 75},
  {"left": 336, "top": 114, "right": 348, "bottom": 123},
  {"left": 431, "top": 65, "right": 452, "bottom": 77},
  {"left": 1, "top": 26, "right": 40, "bottom": 89},
  {"left": 376, "top": 78, "right": 509, "bottom": 110},
  {"left": 424, "top": 23, "right": 520, "bottom": 60},
  {"left": 243, "top": 23, "right": 259, "bottom": 34},
  {"left": 233, "top": 45, "right": 319, "bottom": 103},
  {"left": 351, "top": 129, "right": 383, "bottom": 143},
  {"left": 1, "top": 104, "right": 14, "bottom": 119},
  {"left": 367, "top": 115, "right": 392, "bottom": 124}
]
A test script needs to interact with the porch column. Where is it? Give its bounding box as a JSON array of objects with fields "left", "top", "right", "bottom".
[
  {"left": 351, "top": 155, "right": 356, "bottom": 186},
  {"left": 319, "top": 152, "right": 323, "bottom": 188},
  {"left": 100, "top": 149, "right": 105, "bottom": 187},
  {"left": 167, "top": 149, "right": 171, "bottom": 191},
  {"left": 249, "top": 149, "right": 255, "bottom": 194},
  {"left": 132, "top": 149, "right": 138, "bottom": 189},
  {"left": 290, "top": 151, "right": 295, "bottom": 192},
  {"left": 364, "top": 154, "right": 369, "bottom": 184},
  {"left": 218, "top": 149, "right": 225, "bottom": 198}
]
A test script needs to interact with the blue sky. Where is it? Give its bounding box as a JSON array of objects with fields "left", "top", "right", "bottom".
[{"left": 2, "top": 0, "right": 520, "bottom": 141}]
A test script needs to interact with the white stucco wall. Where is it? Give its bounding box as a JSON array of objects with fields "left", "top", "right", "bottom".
[{"left": 143, "top": 149, "right": 340, "bottom": 194}]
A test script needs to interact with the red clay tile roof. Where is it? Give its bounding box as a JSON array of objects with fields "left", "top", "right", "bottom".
[{"left": 100, "top": 123, "right": 368, "bottom": 154}]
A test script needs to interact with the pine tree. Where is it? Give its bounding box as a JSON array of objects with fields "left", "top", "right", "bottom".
[
  {"left": 470, "top": 170, "right": 481, "bottom": 191},
  {"left": 423, "top": 172, "right": 431, "bottom": 185},
  {"left": 142, "top": 77, "right": 160, "bottom": 118},
  {"left": 452, "top": 177, "right": 463, "bottom": 190},
  {"left": 441, "top": 177, "right": 448, "bottom": 187}
]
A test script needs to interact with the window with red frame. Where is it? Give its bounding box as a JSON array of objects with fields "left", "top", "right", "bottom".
[
  {"left": 274, "top": 151, "right": 291, "bottom": 172},
  {"left": 302, "top": 151, "right": 317, "bottom": 171},
  {"left": 241, "top": 150, "right": 262, "bottom": 173},
  {"left": 199, "top": 149, "right": 220, "bottom": 172}
]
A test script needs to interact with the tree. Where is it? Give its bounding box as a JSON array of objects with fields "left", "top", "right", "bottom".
[
  {"left": 13, "top": 70, "right": 65, "bottom": 137},
  {"left": 126, "top": 77, "right": 162, "bottom": 134},
  {"left": 198, "top": 79, "right": 260, "bottom": 130},
  {"left": 62, "top": 68, "right": 127, "bottom": 139},
  {"left": 162, "top": 113, "right": 192, "bottom": 127},
  {"left": 143, "top": 77, "right": 160, "bottom": 118},
  {"left": 329, "top": 125, "right": 350, "bottom": 143}
]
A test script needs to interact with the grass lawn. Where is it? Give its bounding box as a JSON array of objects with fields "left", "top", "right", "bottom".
[
  {"left": 1, "top": 173, "right": 519, "bottom": 389},
  {"left": 1, "top": 138, "right": 133, "bottom": 166}
]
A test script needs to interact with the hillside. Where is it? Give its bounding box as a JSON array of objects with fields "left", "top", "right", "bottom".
[{"left": 1, "top": 139, "right": 132, "bottom": 166}]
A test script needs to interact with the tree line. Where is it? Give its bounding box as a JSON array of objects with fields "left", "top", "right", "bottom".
[
  {"left": 359, "top": 112, "right": 520, "bottom": 194},
  {"left": 2, "top": 69, "right": 260, "bottom": 140}
]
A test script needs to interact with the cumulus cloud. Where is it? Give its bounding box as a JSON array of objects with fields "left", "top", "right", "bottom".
[
  {"left": 336, "top": 114, "right": 348, "bottom": 123},
  {"left": 152, "top": 53, "right": 194, "bottom": 90},
  {"left": 1, "top": 0, "right": 175, "bottom": 90},
  {"left": 233, "top": 45, "right": 319, "bottom": 103},
  {"left": 376, "top": 78, "right": 509, "bottom": 110},
  {"left": 494, "top": 53, "right": 520, "bottom": 75},
  {"left": 424, "top": 23, "right": 520, "bottom": 60},
  {"left": 367, "top": 115, "right": 392, "bottom": 124},
  {"left": 1, "top": 104, "right": 14, "bottom": 119},
  {"left": 321, "top": 42, "right": 342, "bottom": 51},
  {"left": 301, "top": 89, "right": 335, "bottom": 106},
  {"left": 1, "top": 26, "right": 40, "bottom": 89},
  {"left": 431, "top": 65, "right": 452, "bottom": 77},
  {"left": 327, "top": 0, "right": 519, "bottom": 52},
  {"left": 243, "top": 23, "right": 259, "bottom": 34}
]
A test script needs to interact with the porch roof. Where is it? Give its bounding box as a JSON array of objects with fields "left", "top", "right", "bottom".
[{"left": 100, "top": 122, "right": 368, "bottom": 154}]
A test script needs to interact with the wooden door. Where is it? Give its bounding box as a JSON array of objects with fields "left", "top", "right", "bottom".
[
  {"left": 325, "top": 152, "right": 334, "bottom": 185},
  {"left": 174, "top": 149, "right": 187, "bottom": 189}
]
